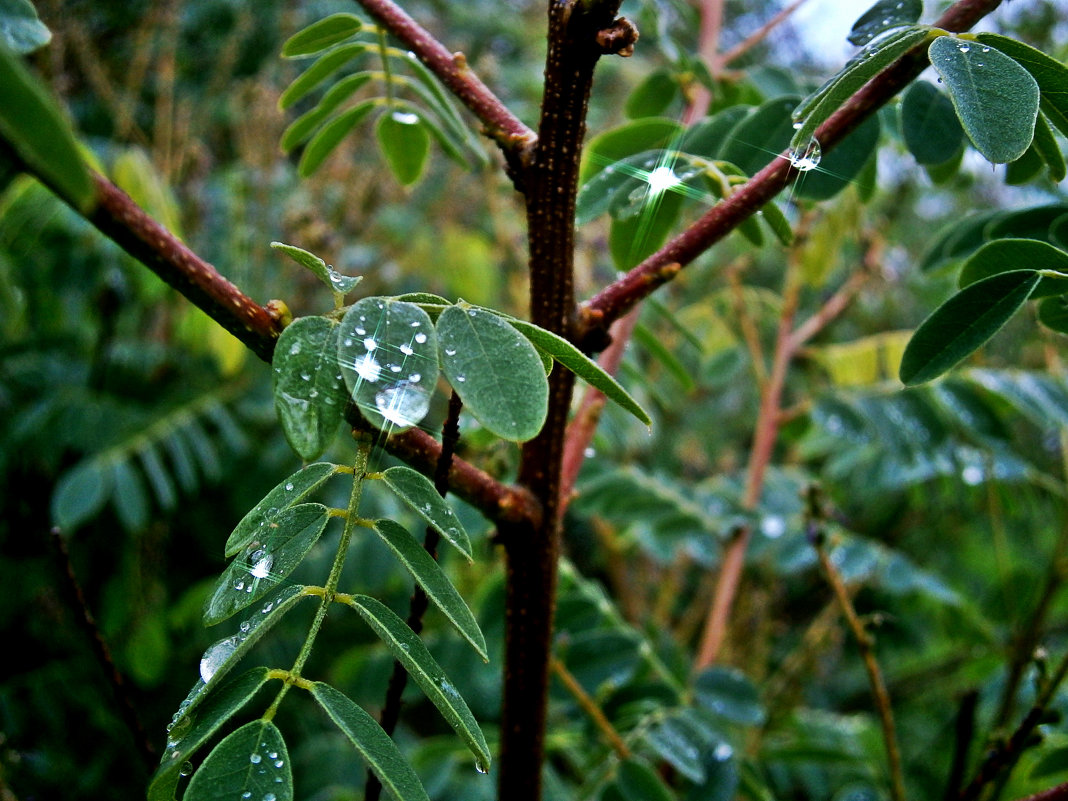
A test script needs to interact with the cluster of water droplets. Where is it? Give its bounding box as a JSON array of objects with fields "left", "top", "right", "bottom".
[{"left": 244, "top": 740, "right": 287, "bottom": 794}]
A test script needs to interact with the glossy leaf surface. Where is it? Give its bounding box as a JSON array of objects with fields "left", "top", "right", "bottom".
[
  {"left": 372, "top": 519, "right": 488, "bottom": 660},
  {"left": 184, "top": 719, "right": 292, "bottom": 801},
  {"left": 282, "top": 13, "right": 362, "bottom": 57},
  {"left": 311, "top": 682, "right": 432, "bottom": 801},
  {"left": 900, "top": 270, "right": 1041, "bottom": 385},
  {"left": 270, "top": 242, "right": 361, "bottom": 294},
  {"left": 379, "top": 465, "right": 472, "bottom": 559},
  {"left": 337, "top": 297, "right": 439, "bottom": 432},
  {"left": 436, "top": 304, "right": 548, "bottom": 441},
  {"left": 929, "top": 35, "right": 1039, "bottom": 164},
  {"left": 279, "top": 42, "right": 369, "bottom": 109},
  {"left": 958, "top": 238, "right": 1068, "bottom": 298},
  {"left": 346, "top": 594, "right": 491, "bottom": 769}
]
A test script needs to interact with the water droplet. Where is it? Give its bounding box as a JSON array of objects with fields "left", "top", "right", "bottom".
[
  {"left": 363, "top": 337, "right": 377, "bottom": 351},
  {"left": 410, "top": 321, "right": 421, "bottom": 327},
  {"left": 167, "top": 714, "right": 193, "bottom": 741},
  {"left": 584, "top": 447, "right": 596, "bottom": 458},
  {"left": 958, "top": 43, "right": 970, "bottom": 53},
  {"left": 249, "top": 548, "right": 274, "bottom": 579},
  {"left": 408, "top": 373, "right": 421, "bottom": 382},
  {"left": 239, "top": 620, "right": 251, "bottom": 634},
  {"left": 352, "top": 353, "right": 382, "bottom": 383},
  {"left": 400, "top": 343, "right": 414, "bottom": 356},
  {"left": 761, "top": 515, "right": 786, "bottom": 539},
  {"left": 445, "top": 347, "right": 457, "bottom": 356},
  {"left": 789, "top": 136, "right": 821, "bottom": 172},
  {"left": 468, "top": 309, "right": 477, "bottom": 316},
  {"left": 456, "top": 375, "right": 466, "bottom": 383},
  {"left": 233, "top": 579, "right": 245, "bottom": 591},
  {"left": 391, "top": 110, "right": 420, "bottom": 125},
  {"left": 273, "top": 759, "right": 284, "bottom": 768},
  {"left": 980, "top": 45, "right": 991, "bottom": 53},
  {"left": 243, "top": 793, "right": 252, "bottom": 799},
  {"left": 284, "top": 482, "right": 294, "bottom": 492},
  {"left": 288, "top": 342, "right": 301, "bottom": 356},
  {"left": 262, "top": 601, "right": 275, "bottom": 613},
  {"left": 962, "top": 465, "right": 983, "bottom": 485},
  {"left": 475, "top": 760, "right": 489, "bottom": 774},
  {"left": 792, "top": 120, "right": 803, "bottom": 130},
  {"left": 713, "top": 742, "right": 734, "bottom": 761},
  {"left": 645, "top": 165, "right": 679, "bottom": 194},
  {"left": 375, "top": 380, "right": 431, "bottom": 427},
  {"left": 299, "top": 372, "right": 311, "bottom": 382},
  {"left": 343, "top": 337, "right": 353, "bottom": 347},
  {"left": 179, "top": 761, "right": 193, "bottom": 776},
  {"left": 390, "top": 364, "right": 402, "bottom": 373},
  {"left": 199, "top": 636, "right": 238, "bottom": 683},
  {"left": 250, "top": 753, "right": 262, "bottom": 765}
]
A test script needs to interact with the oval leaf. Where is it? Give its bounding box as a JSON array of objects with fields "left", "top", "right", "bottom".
[
  {"left": 299, "top": 99, "right": 378, "bottom": 176},
  {"left": 617, "top": 758, "right": 675, "bottom": 801},
  {"left": 694, "top": 666, "right": 766, "bottom": 725},
  {"left": 436, "top": 304, "right": 548, "bottom": 441},
  {"left": 310, "top": 682, "right": 432, "bottom": 801},
  {"left": 346, "top": 594, "right": 491, "bottom": 770},
  {"left": 899, "top": 269, "right": 1041, "bottom": 385},
  {"left": 929, "top": 35, "right": 1040, "bottom": 164},
  {"left": 958, "top": 238, "right": 1068, "bottom": 298},
  {"left": 372, "top": 519, "right": 487, "bottom": 660},
  {"left": 51, "top": 458, "right": 112, "bottom": 530},
  {"left": 580, "top": 117, "right": 683, "bottom": 184},
  {"left": 225, "top": 462, "right": 339, "bottom": 556},
  {"left": 205, "top": 504, "right": 329, "bottom": 625},
  {"left": 337, "top": 297, "right": 439, "bottom": 432},
  {"left": 848, "top": 0, "right": 922, "bottom": 46},
  {"left": 975, "top": 32, "right": 1068, "bottom": 141},
  {"left": 280, "top": 42, "right": 369, "bottom": 109},
  {"left": 901, "top": 80, "right": 964, "bottom": 165},
  {"left": 379, "top": 465, "right": 472, "bottom": 559},
  {"left": 1038, "top": 295, "right": 1068, "bottom": 334},
  {"left": 271, "top": 242, "right": 361, "bottom": 294},
  {"left": 282, "top": 13, "right": 362, "bottom": 58},
  {"left": 376, "top": 109, "right": 431, "bottom": 186},
  {"left": 149, "top": 667, "right": 272, "bottom": 801},
  {"left": 184, "top": 720, "right": 292, "bottom": 801}
]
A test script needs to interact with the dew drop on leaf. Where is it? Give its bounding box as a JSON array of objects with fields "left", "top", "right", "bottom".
[
  {"left": 789, "top": 136, "right": 822, "bottom": 172},
  {"left": 199, "top": 635, "right": 238, "bottom": 682},
  {"left": 374, "top": 380, "right": 431, "bottom": 427}
]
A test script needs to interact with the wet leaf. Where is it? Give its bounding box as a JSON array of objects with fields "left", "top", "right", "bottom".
[
  {"left": 580, "top": 117, "right": 683, "bottom": 184},
  {"left": 376, "top": 109, "right": 431, "bottom": 186},
  {"left": 848, "top": 0, "right": 923, "bottom": 46},
  {"left": 271, "top": 242, "right": 361, "bottom": 294},
  {"left": 184, "top": 720, "right": 292, "bottom": 801},
  {"left": 975, "top": 33, "right": 1068, "bottom": 141},
  {"left": 378, "top": 466, "right": 472, "bottom": 559}
]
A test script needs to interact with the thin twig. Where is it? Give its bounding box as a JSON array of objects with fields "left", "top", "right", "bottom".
[
  {"left": 717, "top": 0, "right": 812, "bottom": 69},
  {"left": 809, "top": 495, "right": 906, "bottom": 801},
  {"left": 1013, "top": 781, "right": 1068, "bottom": 801},
  {"left": 366, "top": 391, "right": 464, "bottom": 801},
  {"left": 550, "top": 656, "right": 632, "bottom": 760}
]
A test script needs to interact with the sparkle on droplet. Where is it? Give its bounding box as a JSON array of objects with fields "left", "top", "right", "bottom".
[
  {"left": 789, "top": 136, "right": 821, "bottom": 172},
  {"left": 375, "top": 380, "right": 431, "bottom": 427},
  {"left": 179, "top": 761, "right": 193, "bottom": 776},
  {"left": 645, "top": 165, "right": 680, "bottom": 195},
  {"left": 958, "top": 43, "right": 971, "bottom": 53},
  {"left": 353, "top": 353, "right": 382, "bottom": 383},
  {"left": 363, "top": 337, "right": 377, "bottom": 351},
  {"left": 249, "top": 549, "right": 273, "bottom": 579}
]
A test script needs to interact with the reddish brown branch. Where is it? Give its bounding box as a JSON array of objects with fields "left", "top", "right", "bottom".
[
  {"left": 352, "top": 0, "right": 536, "bottom": 158},
  {"left": 1015, "top": 782, "right": 1068, "bottom": 801},
  {"left": 577, "top": 0, "right": 1004, "bottom": 349}
]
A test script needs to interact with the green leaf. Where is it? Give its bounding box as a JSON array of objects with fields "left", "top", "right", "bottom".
[
  {"left": 900, "top": 80, "right": 965, "bottom": 165},
  {"left": 679, "top": 105, "right": 750, "bottom": 160},
  {"left": 928, "top": 35, "right": 1040, "bottom": 164},
  {"left": 616, "top": 758, "right": 675, "bottom": 801},
  {"left": 721, "top": 96, "right": 798, "bottom": 178},
  {"left": 985, "top": 203, "right": 1068, "bottom": 242},
  {"left": 609, "top": 189, "right": 683, "bottom": 268},
  {"left": 506, "top": 318, "right": 652, "bottom": 426},
  {"left": 282, "top": 13, "right": 363, "bottom": 57},
  {"left": 376, "top": 109, "right": 431, "bottom": 186},
  {"left": 51, "top": 458, "right": 112, "bottom": 530},
  {"left": 625, "top": 69, "right": 679, "bottom": 119},
  {"left": 580, "top": 117, "right": 683, "bottom": 184},
  {"left": 959, "top": 239, "right": 1068, "bottom": 298},
  {"left": 272, "top": 317, "right": 348, "bottom": 461},
  {"left": 184, "top": 720, "right": 292, "bottom": 801},
  {"left": 175, "top": 587, "right": 305, "bottom": 727},
  {"left": 791, "top": 26, "right": 931, "bottom": 155},
  {"left": 345, "top": 594, "right": 491, "bottom": 770},
  {"left": 0, "top": 0, "right": 50, "bottom": 54},
  {"left": 298, "top": 99, "right": 378, "bottom": 176},
  {"left": 337, "top": 297, "right": 439, "bottom": 432},
  {"left": 644, "top": 710, "right": 723, "bottom": 783},
  {"left": 795, "top": 113, "right": 881, "bottom": 201},
  {"left": 205, "top": 504, "right": 329, "bottom": 625},
  {"left": 280, "top": 73, "right": 374, "bottom": 152},
  {"left": 924, "top": 145, "right": 965, "bottom": 184},
  {"left": 436, "top": 304, "right": 548, "bottom": 442},
  {"left": 0, "top": 46, "right": 93, "bottom": 211},
  {"left": 919, "top": 210, "right": 1002, "bottom": 271},
  {"left": 225, "top": 462, "right": 339, "bottom": 556},
  {"left": 372, "top": 519, "right": 488, "bottom": 660},
  {"left": 378, "top": 466, "right": 472, "bottom": 560},
  {"left": 694, "top": 666, "right": 766, "bottom": 725},
  {"left": 1038, "top": 295, "right": 1068, "bottom": 335},
  {"left": 1005, "top": 143, "right": 1044, "bottom": 186},
  {"left": 1032, "top": 112, "right": 1066, "bottom": 183},
  {"left": 139, "top": 443, "right": 177, "bottom": 511},
  {"left": 271, "top": 242, "right": 362, "bottom": 294},
  {"left": 148, "top": 668, "right": 272, "bottom": 801},
  {"left": 279, "top": 42, "right": 369, "bottom": 109},
  {"left": 899, "top": 270, "right": 1041, "bottom": 385},
  {"left": 975, "top": 33, "right": 1068, "bottom": 140},
  {"left": 759, "top": 200, "right": 794, "bottom": 246},
  {"left": 310, "top": 682, "right": 433, "bottom": 801},
  {"left": 848, "top": 0, "right": 922, "bottom": 46},
  {"left": 112, "top": 459, "right": 149, "bottom": 532}
]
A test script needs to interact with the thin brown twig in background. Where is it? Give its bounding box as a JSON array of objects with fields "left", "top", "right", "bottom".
[{"left": 550, "top": 656, "right": 632, "bottom": 761}]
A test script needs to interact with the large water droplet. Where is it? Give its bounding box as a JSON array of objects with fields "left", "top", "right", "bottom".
[
  {"left": 375, "top": 380, "right": 431, "bottom": 427},
  {"left": 399, "top": 343, "right": 414, "bottom": 356},
  {"left": 179, "top": 761, "right": 193, "bottom": 776},
  {"left": 789, "top": 136, "right": 822, "bottom": 172},
  {"left": 199, "top": 636, "right": 238, "bottom": 683},
  {"left": 353, "top": 353, "right": 382, "bottom": 383},
  {"left": 391, "top": 110, "right": 419, "bottom": 125},
  {"left": 475, "top": 759, "right": 489, "bottom": 774},
  {"left": 250, "top": 753, "right": 262, "bottom": 764},
  {"left": 249, "top": 548, "right": 274, "bottom": 579}
]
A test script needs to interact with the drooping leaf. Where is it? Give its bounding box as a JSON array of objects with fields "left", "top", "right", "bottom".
[
  {"left": 0, "top": 46, "right": 93, "bottom": 211},
  {"left": 899, "top": 270, "right": 1041, "bottom": 385},
  {"left": 975, "top": 32, "right": 1068, "bottom": 141},
  {"left": 345, "top": 594, "right": 491, "bottom": 769},
  {"left": 958, "top": 239, "right": 1068, "bottom": 298},
  {"left": 506, "top": 318, "right": 652, "bottom": 426},
  {"left": 900, "top": 80, "right": 964, "bottom": 165},
  {"left": 51, "top": 458, "right": 112, "bottom": 530},
  {"left": 279, "top": 42, "right": 369, "bottom": 109},
  {"left": 376, "top": 109, "right": 431, "bottom": 186},
  {"left": 643, "top": 709, "right": 725, "bottom": 783},
  {"left": 1005, "top": 142, "right": 1045, "bottom": 186},
  {"left": 281, "top": 73, "right": 373, "bottom": 152},
  {"left": 848, "top": 0, "right": 923, "bottom": 46},
  {"left": 378, "top": 466, "right": 472, "bottom": 559},
  {"left": 272, "top": 317, "right": 348, "bottom": 461},
  {"left": 139, "top": 442, "right": 177, "bottom": 511},
  {"left": 1031, "top": 112, "right": 1066, "bottom": 183},
  {"left": 205, "top": 504, "right": 329, "bottom": 625},
  {"left": 609, "top": 185, "right": 684, "bottom": 268},
  {"left": 310, "top": 682, "right": 432, "bottom": 801},
  {"left": 580, "top": 117, "right": 683, "bottom": 184},
  {"left": 184, "top": 720, "right": 292, "bottom": 801},
  {"left": 0, "top": 0, "right": 51, "bottom": 54},
  {"left": 371, "top": 519, "right": 488, "bottom": 660},
  {"left": 928, "top": 35, "right": 1040, "bottom": 164},
  {"left": 919, "top": 210, "right": 1001, "bottom": 271},
  {"left": 148, "top": 668, "right": 272, "bottom": 801},
  {"left": 337, "top": 297, "right": 439, "bottom": 432},
  {"left": 270, "top": 242, "right": 362, "bottom": 294},
  {"left": 298, "top": 99, "right": 378, "bottom": 176},
  {"left": 282, "top": 13, "right": 363, "bottom": 58},
  {"left": 225, "top": 462, "right": 339, "bottom": 556},
  {"left": 436, "top": 304, "right": 548, "bottom": 442},
  {"left": 112, "top": 459, "right": 150, "bottom": 532},
  {"left": 694, "top": 666, "right": 766, "bottom": 725}
]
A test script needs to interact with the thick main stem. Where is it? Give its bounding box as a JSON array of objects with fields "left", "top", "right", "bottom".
[{"left": 499, "top": 3, "right": 624, "bottom": 800}]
